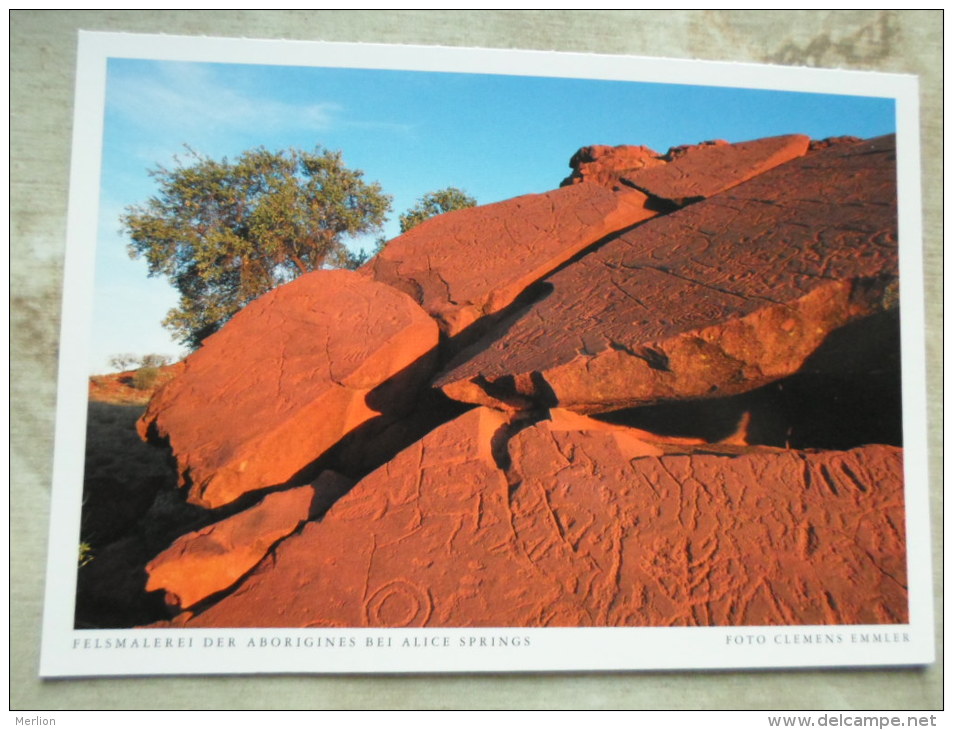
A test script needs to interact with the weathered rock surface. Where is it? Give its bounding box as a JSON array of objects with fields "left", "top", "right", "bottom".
[
  {"left": 561, "top": 135, "right": 810, "bottom": 203},
  {"left": 368, "top": 136, "right": 809, "bottom": 339},
  {"left": 319, "top": 390, "right": 471, "bottom": 481},
  {"left": 363, "top": 182, "right": 653, "bottom": 336},
  {"left": 502, "top": 422, "right": 906, "bottom": 626},
  {"left": 808, "top": 135, "right": 863, "bottom": 152},
  {"left": 437, "top": 135, "right": 897, "bottom": 414},
  {"left": 164, "top": 409, "right": 906, "bottom": 627},
  {"left": 620, "top": 134, "right": 810, "bottom": 205},
  {"left": 561, "top": 144, "right": 666, "bottom": 188},
  {"left": 138, "top": 269, "right": 439, "bottom": 509},
  {"left": 156, "top": 407, "right": 510, "bottom": 627},
  {"left": 145, "top": 484, "right": 318, "bottom": 609},
  {"left": 545, "top": 407, "right": 749, "bottom": 457},
  {"left": 121, "top": 133, "right": 906, "bottom": 634},
  {"left": 306, "top": 470, "right": 356, "bottom": 520}
]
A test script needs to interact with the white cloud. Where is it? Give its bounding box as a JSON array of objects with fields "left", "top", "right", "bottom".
[{"left": 107, "top": 61, "right": 342, "bottom": 140}]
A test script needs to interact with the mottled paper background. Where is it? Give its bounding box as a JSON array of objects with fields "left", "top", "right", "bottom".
[{"left": 11, "top": 10, "right": 941, "bottom": 709}]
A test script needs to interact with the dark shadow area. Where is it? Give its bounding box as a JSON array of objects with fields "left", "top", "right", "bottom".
[
  {"left": 617, "top": 179, "right": 700, "bottom": 211},
  {"left": 77, "top": 401, "right": 212, "bottom": 627},
  {"left": 74, "top": 534, "right": 173, "bottom": 629},
  {"left": 75, "top": 426, "right": 221, "bottom": 628},
  {"left": 294, "top": 388, "right": 473, "bottom": 487},
  {"left": 439, "top": 280, "right": 555, "bottom": 367},
  {"left": 595, "top": 309, "right": 902, "bottom": 450},
  {"left": 798, "top": 306, "right": 901, "bottom": 375},
  {"left": 469, "top": 375, "right": 530, "bottom": 409},
  {"left": 80, "top": 402, "right": 178, "bottom": 547},
  {"left": 280, "top": 343, "right": 463, "bottom": 489},
  {"left": 306, "top": 472, "right": 354, "bottom": 520},
  {"left": 77, "top": 341, "right": 472, "bottom": 628},
  {"left": 436, "top": 199, "right": 706, "bottom": 383},
  {"left": 489, "top": 408, "right": 548, "bottom": 493},
  {"left": 77, "top": 402, "right": 327, "bottom": 628},
  {"left": 76, "top": 420, "right": 219, "bottom": 629},
  {"left": 595, "top": 372, "right": 902, "bottom": 450}
]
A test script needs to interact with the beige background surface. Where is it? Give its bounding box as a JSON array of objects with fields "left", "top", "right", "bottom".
[{"left": 11, "top": 10, "right": 942, "bottom": 710}]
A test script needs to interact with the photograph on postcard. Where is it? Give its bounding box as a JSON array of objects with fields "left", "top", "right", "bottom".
[{"left": 41, "top": 32, "right": 932, "bottom": 675}]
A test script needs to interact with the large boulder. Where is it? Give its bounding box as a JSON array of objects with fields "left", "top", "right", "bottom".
[
  {"left": 363, "top": 182, "right": 653, "bottom": 336},
  {"left": 138, "top": 269, "right": 439, "bottom": 509},
  {"left": 562, "top": 135, "right": 810, "bottom": 203},
  {"left": 156, "top": 407, "right": 511, "bottom": 627},
  {"left": 81, "top": 402, "right": 178, "bottom": 548},
  {"left": 124, "top": 133, "right": 906, "bottom": 635},
  {"left": 501, "top": 421, "right": 906, "bottom": 626},
  {"left": 164, "top": 409, "right": 905, "bottom": 628},
  {"left": 560, "top": 144, "right": 666, "bottom": 188},
  {"left": 367, "top": 136, "right": 809, "bottom": 339},
  {"left": 145, "top": 483, "right": 318, "bottom": 609},
  {"left": 620, "top": 134, "right": 810, "bottom": 204},
  {"left": 437, "top": 135, "right": 897, "bottom": 413}
]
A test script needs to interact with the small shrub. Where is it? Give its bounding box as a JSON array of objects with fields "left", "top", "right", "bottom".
[
  {"left": 131, "top": 366, "right": 161, "bottom": 390},
  {"left": 108, "top": 352, "right": 173, "bottom": 372},
  {"left": 104, "top": 353, "right": 175, "bottom": 391}
]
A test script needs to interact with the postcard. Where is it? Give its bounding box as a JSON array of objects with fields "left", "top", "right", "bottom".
[{"left": 39, "top": 31, "right": 933, "bottom": 676}]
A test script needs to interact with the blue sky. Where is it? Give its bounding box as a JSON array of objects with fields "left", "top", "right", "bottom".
[{"left": 90, "top": 58, "right": 896, "bottom": 373}]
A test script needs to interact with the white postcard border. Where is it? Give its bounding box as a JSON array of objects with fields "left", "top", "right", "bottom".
[{"left": 40, "top": 31, "right": 933, "bottom": 677}]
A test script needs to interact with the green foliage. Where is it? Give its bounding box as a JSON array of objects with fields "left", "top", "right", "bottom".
[
  {"left": 103, "top": 354, "right": 173, "bottom": 390},
  {"left": 131, "top": 366, "right": 161, "bottom": 391},
  {"left": 346, "top": 236, "right": 388, "bottom": 269},
  {"left": 122, "top": 146, "right": 392, "bottom": 348},
  {"left": 398, "top": 187, "right": 477, "bottom": 233}
]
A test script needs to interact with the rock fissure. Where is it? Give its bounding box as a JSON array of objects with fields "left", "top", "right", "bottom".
[
  {"left": 79, "top": 133, "right": 905, "bottom": 630},
  {"left": 624, "top": 262, "right": 788, "bottom": 308}
]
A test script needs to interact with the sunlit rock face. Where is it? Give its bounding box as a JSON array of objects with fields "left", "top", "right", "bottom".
[
  {"left": 138, "top": 269, "right": 438, "bottom": 509},
  {"left": 118, "top": 135, "right": 904, "bottom": 630}
]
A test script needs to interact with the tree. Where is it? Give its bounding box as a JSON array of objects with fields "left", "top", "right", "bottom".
[
  {"left": 398, "top": 187, "right": 477, "bottom": 233},
  {"left": 108, "top": 353, "right": 171, "bottom": 372},
  {"left": 122, "top": 146, "right": 392, "bottom": 348},
  {"left": 346, "top": 235, "right": 388, "bottom": 269}
]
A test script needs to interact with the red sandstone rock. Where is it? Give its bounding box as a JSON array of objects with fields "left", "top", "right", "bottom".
[
  {"left": 808, "top": 135, "right": 863, "bottom": 152},
  {"left": 145, "top": 484, "right": 317, "bottom": 609},
  {"left": 662, "top": 139, "right": 729, "bottom": 161},
  {"left": 306, "top": 469, "right": 355, "bottom": 519},
  {"left": 621, "top": 134, "right": 810, "bottom": 204},
  {"left": 437, "top": 135, "right": 897, "bottom": 414},
  {"left": 561, "top": 144, "right": 666, "bottom": 188},
  {"left": 366, "top": 136, "right": 809, "bottom": 339},
  {"left": 138, "top": 269, "right": 439, "bottom": 509},
  {"left": 164, "top": 409, "right": 906, "bottom": 627},
  {"left": 546, "top": 407, "right": 751, "bottom": 453},
  {"left": 547, "top": 408, "right": 686, "bottom": 458},
  {"left": 561, "top": 136, "right": 809, "bottom": 203},
  {"left": 322, "top": 390, "right": 471, "bottom": 480},
  {"left": 363, "top": 182, "right": 654, "bottom": 336},
  {"left": 502, "top": 422, "right": 906, "bottom": 626}
]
